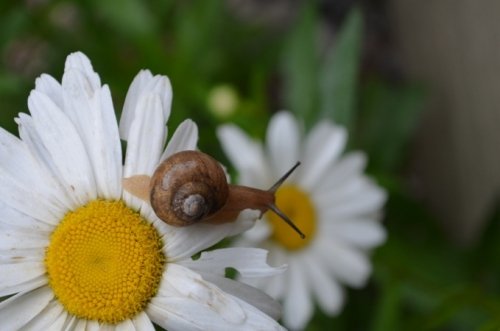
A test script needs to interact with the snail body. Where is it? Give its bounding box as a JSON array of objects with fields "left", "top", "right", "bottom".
[{"left": 123, "top": 150, "right": 304, "bottom": 238}]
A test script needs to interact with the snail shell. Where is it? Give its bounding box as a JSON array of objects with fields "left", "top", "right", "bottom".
[{"left": 150, "top": 151, "right": 229, "bottom": 226}]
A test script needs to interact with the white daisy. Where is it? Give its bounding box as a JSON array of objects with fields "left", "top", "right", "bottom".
[
  {"left": 218, "top": 111, "right": 387, "bottom": 330},
  {"left": 0, "top": 52, "right": 287, "bottom": 331}
]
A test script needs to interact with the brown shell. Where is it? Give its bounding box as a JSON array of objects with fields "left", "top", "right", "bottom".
[{"left": 149, "top": 151, "right": 229, "bottom": 226}]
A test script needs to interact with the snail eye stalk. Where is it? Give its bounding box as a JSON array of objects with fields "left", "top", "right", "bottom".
[{"left": 265, "top": 162, "right": 305, "bottom": 239}]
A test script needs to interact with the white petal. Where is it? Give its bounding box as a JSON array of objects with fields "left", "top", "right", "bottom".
[
  {"left": 148, "top": 264, "right": 284, "bottom": 331},
  {"left": 0, "top": 262, "right": 45, "bottom": 288},
  {"left": 326, "top": 219, "right": 386, "bottom": 249},
  {"left": 112, "top": 319, "right": 136, "bottom": 331},
  {"left": 322, "top": 183, "right": 387, "bottom": 219},
  {"left": 62, "top": 315, "right": 78, "bottom": 331},
  {"left": 0, "top": 127, "right": 70, "bottom": 212},
  {"left": 201, "top": 273, "right": 282, "bottom": 321},
  {"left": 240, "top": 220, "right": 272, "bottom": 243},
  {"left": 0, "top": 231, "right": 48, "bottom": 250},
  {"left": 0, "top": 199, "right": 54, "bottom": 232},
  {"left": 259, "top": 244, "right": 288, "bottom": 299},
  {"left": 119, "top": 70, "right": 152, "bottom": 140},
  {"left": 16, "top": 114, "right": 79, "bottom": 209},
  {"left": 160, "top": 119, "right": 198, "bottom": 162},
  {"left": 302, "top": 254, "right": 344, "bottom": 315},
  {"left": 217, "top": 125, "right": 271, "bottom": 188},
  {"left": 163, "top": 210, "right": 257, "bottom": 261},
  {"left": 123, "top": 94, "right": 167, "bottom": 177},
  {"left": 315, "top": 151, "right": 367, "bottom": 195},
  {"left": 0, "top": 167, "right": 62, "bottom": 225},
  {"left": 315, "top": 239, "right": 372, "bottom": 288},
  {"left": 120, "top": 71, "right": 172, "bottom": 141},
  {"left": 61, "top": 64, "right": 122, "bottom": 200},
  {"left": 64, "top": 52, "right": 101, "bottom": 89},
  {"left": 0, "top": 246, "right": 44, "bottom": 263},
  {"left": 93, "top": 85, "right": 123, "bottom": 199},
  {"left": 34, "top": 74, "right": 63, "bottom": 109},
  {"left": 0, "top": 286, "right": 54, "bottom": 330},
  {"left": 266, "top": 111, "right": 301, "bottom": 180},
  {"left": 132, "top": 311, "right": 155, "bottom": 331},
  {"left": 0, "top": 275, "right": 46, "bottom": 298},
  {"left": 19, "top": 301, "right": 65, "bottom": 331},
  {"left": 152, "top": 264, "right": 245, "bottom": 326},
  {"left": 28, "top": 90, "right": 97, "bottom": 204},
  {"left": 299, "top": 122, "right": 347, "bottom": 190},
  {"left": 282, "top": 258, "right": 314, "bottom": 331},
  {"left": 180, "top": 248, "right": 286, "bottom": 278}
]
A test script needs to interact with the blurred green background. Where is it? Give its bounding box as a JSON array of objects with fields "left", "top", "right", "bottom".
[{"left": 2, "top": 1, "right": 500, "bottom": 330}]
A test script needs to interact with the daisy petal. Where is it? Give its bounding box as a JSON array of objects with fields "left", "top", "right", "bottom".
[
  {"left": 326, "top": 219, "right": 387, "bottom": 249},
  {"left": 299, "top": 122, "right": 347, "bottom": 190},
  {"left": 119, "top": 70, "right": 152, "bottom": 140},
  {"left": 64, "top": 52, "right": 101, "bottom": 89},
  {"left": 112, "top": 319, "right": 136, "bottom": 331},
  {"left": 149, "top": 265, "right": 284, "bottom": 331},
  {"left": 0, "top": 286, "right": 53, "bottom": 330},
  {"left": 0, "top": 262, "right": 45, "bottom": 288},
  {"left": 201, "top": 273, "right": 282, "bottom": 321},
  {"left": 0, "top": 128, "right": 70, "bottom": 213},
  {"left": 181, "top": 247, "right": 286, "bottom": 278},
  {"left": 132, "top": 311, "right": 155, "bottom": 331},
  {"left": 61, "top": 63, "right": 122, "bottom": 200},
  {"left": 123, "top": 94, "right": 167, "bottom": 177},
  {"left": 316, "top": 151, "right": 367, "bottom": 194},
  {"left": 266, "top": 111, "right": 301, "bottom": 179},
  {"left": 16, "top": 114, "right": 79, "bottom": 209},
  {"left": 240, "top": 219, "right": 272, "bottom": 243},
  {"left": 0, "top": 246, "right": 44, "bottom": 264},
  {"left": 316, "top": 239, "right": 371, "bottom": 287},
  {"left": 302, "top": 255, "right": 344, "bottom": 315},
  {"left": 322, "top": 183, "right": 387, "bottom": 219},
  {"left": 282, "top": 258, "right": 313, "bottom": 331},
  {"left": 120, "top": 71, "right": 172, "bottom": 141},
  {"left": 0, "top": 168, "right": 62, "bottom": 225},
  {"left": 151, "top": 264, "right": 245, "bottom": 327},
  {"left": 19, "top": 301, "right": 65, "bottom": 331},
  {"left": 0, "top": 275, "right": 46, "bottom": 298},
  {"left": 0, "top": 199, "right": 54, "bottom": 232},
  {"left": 28, "top": 90, "right": 97, "bottom": 204},
  {"left": 93, "top": 85, "right": 123, "bottom": 199},
  {"left": 255, "top": 244, "right": 288, "bottom": 300},
  {"left": 217, "top": 125, "right": 271, "bottom": 187},
  {"left": 34, "top": 74, "right": 63, "bottom": 109},
  {"left": 164, "top": 210, "right": 258, "bottom": 261},
  {"left": 160, "top": 119, "right": 199, "bottom": 162}
]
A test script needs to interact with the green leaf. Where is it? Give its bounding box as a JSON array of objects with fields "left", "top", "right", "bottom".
[
  {"left": 319, "top": 7, "right": 363, "bottom": 130},
  {"left": 281, "top": 2, "right": 318, "bottom": 126},
  {"left": 356, "top": 78, "right": 425, "bottom": 172},
  {"left": 90, "top": 0, "right": 156, "bottom": 37},
  {"left": 371, "top": 279, "right": 402, "bottom": 331}
]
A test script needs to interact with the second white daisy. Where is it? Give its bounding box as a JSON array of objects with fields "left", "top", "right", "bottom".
[{"left": 218, "top": 111, "right": 387, "bottom": 330}]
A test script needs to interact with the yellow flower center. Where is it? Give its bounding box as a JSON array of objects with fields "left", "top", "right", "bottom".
[
  {"left": 267, "top": 185, "right": 316, "bottom": 250},
  {"left": 45, "top": 200, "right": 165, "bottom": 324}
]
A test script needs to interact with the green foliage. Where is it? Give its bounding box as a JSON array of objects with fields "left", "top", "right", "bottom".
[
  {"left": 319, "top": 7, "right": 363, "bottom": 130},
  {"left": 282, "top": 1, "right": 319, "bottom": 127},
  {"left": 0, "top": 1, "right": 498, "bottom": 330}
]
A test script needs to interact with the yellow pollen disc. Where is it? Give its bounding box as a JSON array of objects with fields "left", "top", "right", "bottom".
[
  {"left": 45, "top": 200, "right": 165, "bottom": 324},
  {"left": 268, "top": 185, "right": 316, "bottom": 250}
]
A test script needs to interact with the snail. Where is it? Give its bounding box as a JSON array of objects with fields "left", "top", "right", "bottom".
[{"left": 123, "top": 150, "right": 305, "bottom": 238}]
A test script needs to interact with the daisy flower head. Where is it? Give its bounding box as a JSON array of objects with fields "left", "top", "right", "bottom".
[
  {"left": 218, "top": 111, "right": 387, "bottom": 330},
  {"left": 0, "top": 52, "right": 287, "bottom": 331}
]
